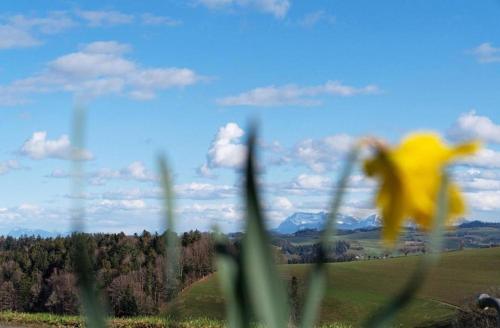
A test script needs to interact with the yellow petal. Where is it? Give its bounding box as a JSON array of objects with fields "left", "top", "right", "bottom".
[
  {"left": 447, "top": 183, "right": 466, "bottom": 222},
  {"left": 451, "top": 141, "right": 481, "bottom": 158},
  {"left": 363, "top": 132, "right": 480, "bottom": 245}
]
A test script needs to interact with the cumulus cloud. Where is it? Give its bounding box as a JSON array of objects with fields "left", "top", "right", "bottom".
[
  {"left": 76, "top": 10, "right": 134, "bottom": 26},
  {"left": 47, "top": 161, "right": 156, "bottom": 184},
  {"left": 20, "top": 131, "right": 93, "bottom": 160},
  {"left": 462, "top": 148, "right": 500, "bottom": 169},
  {"left": 217, "top": 81, "right": 379, "bottom": 107},
  {"left": 470, "top": 43, "right": 500, "bottom": 63},
  {"left": 293, "top": 134, "right": 353, "bottom": 172},
  {"left": 0, "top": 160, "right": 22, "bottom": 175},
  {"left": 449, "top": 111, "right": 500, "bottom": 144},
  {"left": 0, "top": 10, "right": 182, "bottom": 52},
  {"left": 141, "top": 13, "right": 181, "bottom": 26},
  {"left": 292, "top": 174, "right": 331, "bottom": 190},
  {"left": 97, "top": 182, "right": 236, "bottom": 201},
  {"left": 0, "top": 12, "right": 75, "bottom": 50},
  {"left": 0, "top": 25, "right": 40, "bottom": 49},
  {"left": 454, "top": 168, "right": 500, "bottom": 192},
  {"left": 0, "top": 203, "right": 66, "bottom": 227},
  {"left": 0, "top": 41, "right": 204, "bottom": 104},
  {"left": 199, "top": 122, "right": 247, "bottom": 176},
  {"left": 90, "top": 161, "right": 157, "bottom": 185},
  {"left": 198, "top": 0, "right": 290, "bottom": 18},
  {"left": 275, "top": 196, "right": 293, "bottom": 210},
  {"left": 89, "top": 199, "right": 147, "bottom": 213},
  {"left": 465, "top": 191, "right": 500, "bottom": 211},
  {"left": 299, "top": 10, "right": 335, "bottom": 28},
  {"left": 178, "top": 203, "right": 242, "bottom": 223},
  {"left": 175, "top": 183, "right": 236, "bottom": 199},
  {"left": 270, "top": 172, "right": 373, "bottom": 198}
]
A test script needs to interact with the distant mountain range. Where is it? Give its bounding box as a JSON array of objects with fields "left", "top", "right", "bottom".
[
  {"left": 275, "top": 212, "right": 382, "bottom": 234},
  {"left": 6, "top": 228, "right": 66, "bottom": 238},
  {"left": 458, "top": 220, "right": 500, "bottom": 229}
]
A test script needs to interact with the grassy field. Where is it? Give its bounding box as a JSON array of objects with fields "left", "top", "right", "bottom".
[
  {"left": 1, "top": 247, "right": 499, "bottom": 327},
  {"left": 0, "top": 311, "right": 351, "bottom": 327},
  {"left": 172, "top": 247, "right": 500, "bottom": 327},
  {"left": 0, "top": 311, "right": 224, "bottom": 328}
]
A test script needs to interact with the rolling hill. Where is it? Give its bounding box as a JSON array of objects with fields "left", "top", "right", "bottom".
[{"left": 171, "top": 247, "right": 500, "bottom": 327}]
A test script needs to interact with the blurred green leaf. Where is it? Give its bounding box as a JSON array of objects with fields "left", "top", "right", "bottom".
[
  {"left": 215, "top": 234, "right": 251, "bottom": 328},
  {"left": 241, "top": 129, "right": 289, "bottom": 328},
  {"left": 70, "top": 107, "right": 107, "bottom": 328},
  {"left": 158, "top": 156, "right": 180, "bottom": 302},
  {"left": 300, "top": 146, "right": 360, "bottom": 328}
]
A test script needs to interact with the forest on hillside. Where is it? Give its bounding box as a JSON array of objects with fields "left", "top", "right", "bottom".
[
  {"left": 0, "top": 230, "right": 215, "bottom": 317},
  {"left": 0, "top": 230, "right": 360, "bottom": 318}
]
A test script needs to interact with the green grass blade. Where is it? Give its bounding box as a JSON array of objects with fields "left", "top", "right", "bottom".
[
  {"left": 241, "top": 128, "right": 289, "bottom": 328},
  {"left": 300, "top": 146, "right": 360, "bottom": 328},
  {"left": 158, "top": 156, "right": 180, "bottom": 302},
  {"left": 214, "top": 231, "right": 250, "bottom": 328},
  {"left": 299, "top": 265, "right": 327, "bottom": 328},
  {"left": 70, "top": 107, "right": 107, "bottom": 328},
  {"left": 72, "top": 234, "right": 107, "bottom": 328},
  {"left": 364, "top": 174, "right": 449, "bottom": 328}
]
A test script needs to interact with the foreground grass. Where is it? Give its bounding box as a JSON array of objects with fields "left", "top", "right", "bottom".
[
  {"left": 0, "top": 312, "right": 352, "bottom": 328},
  {"left": 0, "top": 312, "right": 223, "bottom": 328}
]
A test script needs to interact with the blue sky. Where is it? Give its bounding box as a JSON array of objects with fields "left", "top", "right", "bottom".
[{"left": 1, "top": 0, "right": 500, "bottom": 234}]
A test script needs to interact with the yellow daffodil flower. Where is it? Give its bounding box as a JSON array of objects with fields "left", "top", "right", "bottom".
[{"left": 363, "top": 133, "right": 479, "bottom": 244}]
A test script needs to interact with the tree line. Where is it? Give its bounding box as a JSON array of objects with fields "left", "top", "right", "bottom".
[
  {"left": 0, "top": 230, "right": 214, "bottom": 317},
  {"left": 0, "top": 229, "right": 357, "bottom": 318}
]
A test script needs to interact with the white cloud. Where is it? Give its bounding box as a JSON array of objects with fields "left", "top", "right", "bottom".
[
  {"left": 46, "top": 161, "right": 156, "bottom": 184},
  {"left": 299, "top": 10, "right": 335, "bottom": 28},
  {"left": 7, "top": 12, "right": 76, "bottom": 34},
  {"left": 198, "top": 0, "right": 290, "bottom": 18},
  {"left": 470, "top": 43, "right": 500, "bottom": 63},
  {"left": 0, "top": 10, "right": 182, "bottom": 52},
  {"left": 294, "top": 134, "right": 353, "bottom": 172},
  {"left": 90, "top": 161, "right": 156, "bottom": 185},
  {"left": 80, "top": 40, "right": 131, "bottom": 55},
  {"left": 0, "top": 203, "right": 65, "bottom": 226},
  {"left": 463, "top": 148, "right": 500, "bottom": 169},
  {"left": 217, "top": 81, "right": 379, "bottom": 107},
  {"left": 462, "top": 178, "right": 500, "bottom": 191},
  {"left": 199, "top": 122, "right": 246, "bottom": 176},
  {"left": 273, "top": 196, "right": 293, "bottom": 210},
  {"left": 0, "top": 160, "right": 22, "bottom": 175},
  {"left": 90, "top": 199, "right": 147, "bottom": 212},
  {"left": 141, "top": 13, "right": 181, "bottom": 26},
  {"left": 178, "top": 203, "right": 242, "bottom": 223},
  {"left": 449, "top": 111, "right": 500, "bottom": 144},
  {"left": 47, "top": 168, "right": 71, "bottom": 178},
  {"left": 0, "top": 12, "right": 75, "bottom": 50},
  {"left": 20, "top": 131, "right": 93, "bottom": 161},
  {"left": 175, "top": 183, "right": 236, "bottom": 199},
  {"left": 76, "top": 10, "right": 134, "bottom": 26},
  {"left": 82, "top": 182, "right": 235, "bottom": 201},
  {"left": 0, "top": 41, "right": 204, "bottom": 104},
  {"left": 0, "top": 25, "right": 40, "bottom": 49},
  {"left": 454, "top": 168, "right": 500, "bottom": 192},
  {"left": 125, "top": 161, "right": 156, "bottom": 181},
  {"left": 466, "top": 191, "right": 500, "bottom": 211},
  {"left": 292, "top": 174, "right": 331, "bottom": 190}
]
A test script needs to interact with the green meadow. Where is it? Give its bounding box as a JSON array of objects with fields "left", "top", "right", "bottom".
[
  {"left": 1, "top": 247, "right": 499, "bottom": 327},
  {"left": 172, "top": 247, "right": 500, "bottom": 327}
]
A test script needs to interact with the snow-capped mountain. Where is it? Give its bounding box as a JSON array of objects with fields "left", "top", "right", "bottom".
[
  {"left": 7, "top": 228, "right": 65, "bottom": 238},
  {"left": 275, "top": 212, "right": 381, "bottom": 234}
]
